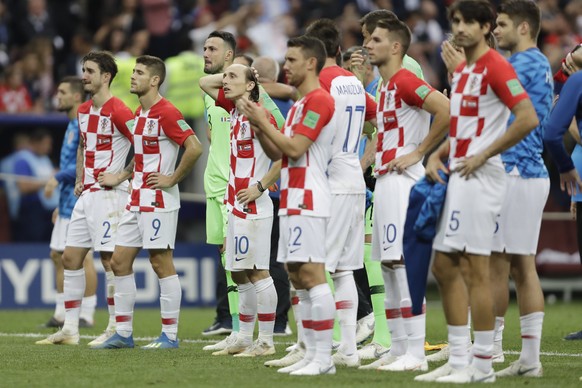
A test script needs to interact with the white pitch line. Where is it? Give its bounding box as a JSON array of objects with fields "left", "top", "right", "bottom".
[{"left": 2, "top": 332, "right": 581, "bottom": 358}]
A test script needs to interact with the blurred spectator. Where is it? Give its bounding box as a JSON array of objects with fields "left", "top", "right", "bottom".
[
  {"left": 163, "top": 31, "right": 205, "bottom": 124},
  {"left": 20, "top": 40, "right": 54, "bottom": 112},
  {"left": 94, "top": 0, "right": 148, "bottom": 54},
  {"left": 10, "top": 0, "right": 61, "bottom": 53},
  {"left": 1, "top": 128, "right": 57, "bottom": 241},
  {"left": 62, "top": 28, "right": 94, "bottom": 78},
  {"left": 0, "top": 0, "right": 9, "bottom": 69},
  {"left": 0, "top": 63, "right": 33, "bottom": 113}
]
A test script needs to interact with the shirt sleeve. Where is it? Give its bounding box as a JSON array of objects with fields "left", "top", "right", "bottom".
[
  {"left": 364, "top": 92, "right": 377, "bottom": 121},
  {"left": 112, "top": 105, "right": 136, "bottom": 143},
  {"left": 292, "top": 93, "right": 335, "bottom": 142},
  {"left": 487, "top": 56, "right": 529, "bottom": 110},
  {"left": 13, "top": 157, "right": 33, "bottom": 177},
  {"left": 397, "top": 71, "right": 435, "bottom": 109},
  {"left": 216, "top": 88, "right": 235, "bottom": 112},
  {"left": 544, "top": 72, "right": 582, "bottom": 172},
  {"left": 160, "top": 106, "right": 195, "bottom": 146}
]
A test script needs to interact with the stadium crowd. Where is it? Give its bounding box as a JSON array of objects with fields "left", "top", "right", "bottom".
[{"left": 0, "top": 0, "right": 581, "bottom": 382}]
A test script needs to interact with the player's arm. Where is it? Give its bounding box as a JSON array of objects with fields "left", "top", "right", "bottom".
[
  {"left": 147, "top": 135, "right": 203, "bottom": 189},
  {"left": 238, "top": 98, "right": 313, "bottom": 161},
  {"left": 260, "top": 82, "right": 299, "bottom": 101},
  {"left": 74, "top": 134, "right": 85, "bottom": 196},
  {"left": 387, "top": 91, "right": 449, "bottom": 174},
  {"left": 360, "top": 133, "right": 376, "bottom": 171},
  {"left": 544, "top": 73, "right": 582, "bottom": 195},
  {"left": 425, "top": 138, "right": 450, "bottom": 184},
  {"left": 457, "top": 98, "right": 538, "bottom": 178},
  {"left": 98, "top": 158, "right": 134, "bottom": 187},
  {"left": 236, "top": 160, "right": 281, "bottom": 206},
  {"left": 199, "top": 73, "right": 223, "bottom": 101}
]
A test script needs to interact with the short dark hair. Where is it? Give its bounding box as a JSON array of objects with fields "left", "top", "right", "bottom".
[
  {"left": 136, "top": 55, "right": 166, "bottom": 86},
  {"left": 305, "top": 18, "right": 341, "bottom": 59},
  {"left": 499, "top": 0, "right": 541, "bottom": 40},
  {"left": 376, "top": 19, "right": 412, "bottom": 57},
  {"left": 448, "top": 0, "right": 496, "bottom": 36},
  {"left": 360, "top": 9, "right": 398, "bottom": 36},
  {"left": 60, "top": 76, "right": 84, "bottom": 96},
  {"left": 81, "top": 51, "right": 118, "bottom": 85},
  {"left": 235, "top": 53, "right": 254, "bottom": 66},
  {"left": 208, "top": 30, "right": 237, "bottom": 53},
  {"left": 287, "top": 35, "right": 327, "bottom": 74}
]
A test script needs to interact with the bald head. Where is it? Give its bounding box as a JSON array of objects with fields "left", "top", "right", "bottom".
[{"left": 252, "top": 56, "right": 279, "bottom": 83}]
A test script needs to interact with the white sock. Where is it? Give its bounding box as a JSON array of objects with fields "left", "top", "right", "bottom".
[
  {"left": 472, "top": 330, "right": 494, "bottom": 373},
  {"left": 309, "top": 283, "right": 335, "bottom": 367},
  {"left": 519, "top": 312, "right": 544, "bottom": 365},
  {"left": 395, "top": 266, "right": 425, "bottom": 360},
  {"left": 297, "top": 289, "right": 314, "bottom": 362},
  {"left": 54, "top": 292, "right": 65, "bottom": 321},
  {"left": 159, "top": 274, "right": 181, "bottom": 341},
  {"left": 62, "top": 269, "right": 85, "bottom": 334},
  {"left": 238, "top": 282, "right": 256, "bottom": 343},
  {"left": 290, "top": 287, "right": 304, "bottom": 346},
  {"left": 448, "top": 324, "right": 471, "bottom": 370},
  {"left": 493, "top": 316, "right": 504, "bottom": 355},
  {"left": 106, "top": 271, "right": 116, "bottom": 330},
  {"left": 332, "top": 271, "right": 357, "bottom": 356},
  {"left": 255, "top": 277, "right": 277, "bottom": 346},
  {"left": 382, "top": 266, "right": 407, "bottom": 356},
  {"left": 80, "top": 295, "right": 97, "bottom": 323},
  {"left": 115, "top": 274, "right": 136, "bottom": 338}
]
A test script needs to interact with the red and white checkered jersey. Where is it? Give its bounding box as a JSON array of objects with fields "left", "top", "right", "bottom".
[
  {"left": 374, "top": 69, "right": 434, "bottom": 179},
  {"left": 128, "top": 98, "right": 194, "bottom": 212},
  {"left": 279, "top": 88, "right": 335, "bottom": 217},
  {"left": 77, "top": 97, "right": 134, "bottom": 193},
  {"left": 319, "top": 66, "right": 376, "bottom": 194},
  {"left": 449, "top": 49, "right": 529, "bottom": 170},
  {"left": 216, "top": 89, "right": 276, "bottom": 219}
]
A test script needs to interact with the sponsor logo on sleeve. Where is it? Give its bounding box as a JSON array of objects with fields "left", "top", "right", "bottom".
[
  {"left": 506, "top": 79, "right": 525, "bottom": 96},
  {"left": 302, "top": 110, "right": 320, "bottom": 129},
  {"left": 177, "top": 119, "right": 192, "bottom": 131},
  {"left": 415, "top": 85, "right": 431, "bottom": 100}
]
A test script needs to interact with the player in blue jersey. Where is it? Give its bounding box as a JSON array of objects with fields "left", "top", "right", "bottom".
[
  {"left": 41, "top": 77, "right": 98, "bottom": 329},
  {"left": 490, "top": 0, "right": 552, "bottom": 377}
]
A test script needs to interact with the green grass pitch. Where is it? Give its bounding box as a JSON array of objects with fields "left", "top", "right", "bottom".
[{"left": 1, "top": 296, "right": 581, "bottom": 387}]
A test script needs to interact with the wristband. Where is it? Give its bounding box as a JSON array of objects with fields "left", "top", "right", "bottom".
[{"left": 257, "top": 181, "right": 266, "bottom": 192}]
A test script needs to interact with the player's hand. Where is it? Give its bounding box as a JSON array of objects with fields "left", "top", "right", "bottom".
[
  {"left": 571, "top": 201, "right": 577, "bottom": 220},
  {"left": 425, "top": 152, "right": 449, "bottom": 184},
  {"left": 349, "top": 50, "right": 366, "bottom": 82},
  {"left": 559, "top": 169, "right": 582, "bottom": 196},
  {"left": 455, "top": 153, "right": 487, "bottom": 179},
  {"left": 236, "top": 184, "right": 262, "bottom": 206},
  {"left": 74, "top": 181, "right": 83, "bottom": 196},
  {"left": 146, "top": 172, "right": 174, "bottom": 189},
  {"left": 386, "top": 149, "right": 423, "bottom": 175},
  {"left": 563, "top": 52, "right": 582, "bottom": 76},
  {"left": 98, "top": 172, "right": 120, "bottom": 187},
  {"left": 51, "top": 207, "right": 58, "bottom": 224},
  {"left": 44, "top": 176, "right": 58, "bottom": 198},
  {"left": 237, "top": 98, "right": 268, "bottom": 129},
  {"left": 441, "top": 41, "right": 464, "bottom": 74}
]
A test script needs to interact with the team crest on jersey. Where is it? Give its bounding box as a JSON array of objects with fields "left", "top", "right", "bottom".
[
  {"left": 384, "top": 92, "right": 392, "bottom": 110},
  {"left": 147, "top": 120, "right": 156, "bottom": 134},
  {"left": 100, "top": 117, "right": 109, "bottom": 132},
  {"left": 240, "top": 121, "right": 248, "bottom": 138}
]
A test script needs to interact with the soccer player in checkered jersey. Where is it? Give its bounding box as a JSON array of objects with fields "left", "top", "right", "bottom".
[
  {"left": 360, "top": 19, "right": 450, "bottom": 373},
  {"left": 37, "top": 51, "right": 135, "bottom": 346},
  {"left": 37, "top": 77, "right": 98, "bottom": 332},
  {"left": 489, "top": 0, "right": 552, "bottom": 377},
  {"left": 303, "top": 19, "right": 378, "bottom": 369},
  {"left": 199, "top": 64, "right": 280, "bottom": 357},
  {"left": 240, "top": 35, "right": 337, "bottom": 376},
  {"left": 416, "top": 0, "right": 539, "bottom": 383},
  {"left": 93, "top": 55, "right": 203, "bottom": 349}
]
